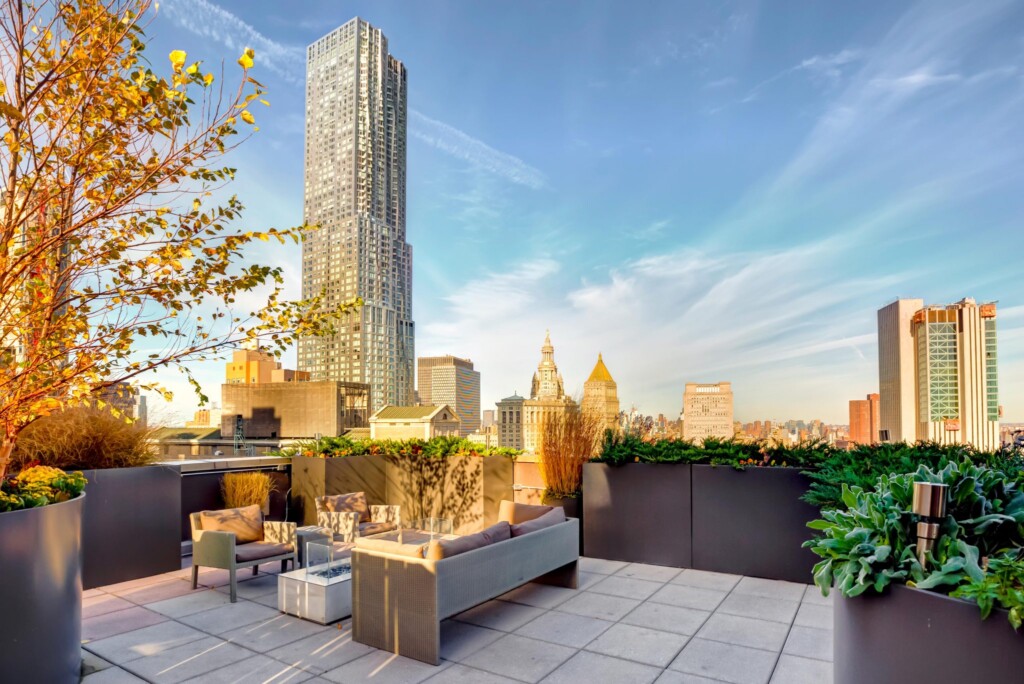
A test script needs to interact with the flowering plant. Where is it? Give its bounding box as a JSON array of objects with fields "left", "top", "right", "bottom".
[{"left": 0, "top": 466, "right": 87, "bottom": 512}]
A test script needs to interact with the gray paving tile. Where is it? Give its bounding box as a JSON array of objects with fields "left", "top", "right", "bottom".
[
  {"left": 614, "top": 562, "right": 682, "bottom": 583},
  {"left": 213, "top": 573, "right": 281, "bottom": 599},
  {"left": 84, "top": 621, "right": 208, "bottom": 664},
  {"left": 123, "top": 636, "right": 251, "bottom": 684},
  {"left": 425, "top": 663, "right": 520, "bottom": 683},
  {"left": 577, "top": 571, "right": 603, "bottom": 590},
  {"left": 801, "top": 585, "right": 833, "bottom": 606},
  {"left": 179, "top": 599, "right": 282, "bottom": 635},
  {"left": 542, "top": 650, "right": 662, "bottom": 684},
  {"left": 783, "top": 626, "right": 833, "bottom": 662},
  {"left": 454, "top": 599, "right": 546, "bottom": 632},
  {"left": 82, "top": 667, "right": 148, "bottom": 683},
  {"left": 585, "top": 622, "right": 689, "bottom": 667},
  {"left": 108, "top": 579, "right": 196, "bottom": 606},
  {"left": 732, "top": 577, "right": 806, "bottom": 602},
  {"left": 555, "top": 591, "right": 642, "bottom": 621},
  {"left": 267, "top": 623, "right": 374, "bottom": 675},
  {"left": 669, "top": 638, "right": 777, "bottom": 684},
  {"left": 83, "top": 606, "right": 169, "bottom": 642},
  {"left": 84, "top": 588, "right": 108, "bottom": 599},
  {"left": 579, "top": 557, "right": 628, "bottom": 575},
  {"left": 672, "top": 569, "right": 742, "bottom": 592},
  {"left": 463, "top": 633, "right": 576, "bottom": 683},
  {"left": 793, "top": 602, "right": 832, "bottom": 629},
  {"left": 696, "top": 613, "right": 790, "bottom": 651},
  {"left": 770, "top": 654, "right": 833, "bottom": 684},
  {"left": 716, "top": 593, "right": 800, "bottom": 624},
  {"left": 222, "top": 612, "right": 331, "bottom": 652},
  {"left": 515, "top": 610, "right": 614, "bottom": 648},
  {"left": 187, "top": 654, "right": 312, "bottom": 683},
  {"left": 147, "top": 589, "right": 232, "bottom": 618},
  {"left": 84, "top": 594, "right": 136, "bottom": 619},
  {"left": 589, "top": 575, "right": 663, "bottom": 600},
  {"left": 439, "top": 620, "right": 504, "bottom": 662},
  {"left": 621, "top": 601, "right": 711, "bottom": 636},
  {"left": 321, "top": 650, "right": 450, "bottom": 684},
  {"left": 499, "top": 582, "right": 577, "bottom": 609},
  {"left": 655, "top": 671, "right": 725, "bottom": 683},
  {"left": 650, "top": 583, "right": 728, "bottom": 611},
  {"left": 81, "top": 649, "right": 115, "bottom": 677}
]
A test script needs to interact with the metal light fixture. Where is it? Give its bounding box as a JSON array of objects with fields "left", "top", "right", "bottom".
[{"left": 912, "top": 482, "right": 948, "bottom": 568}]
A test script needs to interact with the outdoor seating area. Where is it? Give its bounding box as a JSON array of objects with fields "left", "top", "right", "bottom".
[{"left": 81, "top": 555, "right": 831, "bottom": 683}]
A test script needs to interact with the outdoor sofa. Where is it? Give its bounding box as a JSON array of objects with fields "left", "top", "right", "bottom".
[{"left": 352, "top": 501, "right": 580, "bottom": 664}]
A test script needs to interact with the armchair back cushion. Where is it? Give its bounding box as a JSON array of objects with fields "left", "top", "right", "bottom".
[
  {"left": 510, "top": 507, "right": 566, "bottom": 537},
  {"left": 321, "top": 492, "right": 370, "bottom": 523},
  {"left": 198, "top": 505, "right": 263, "bottom": 544},
  {"left": 426, "top": 521, "right": 511, "bottom": 561},
  {"left": 498, "top": 500, "right": 553, "bottom": 525}
]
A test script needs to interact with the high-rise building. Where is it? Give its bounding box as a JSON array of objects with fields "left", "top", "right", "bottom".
[
  {"left": 849, "top": 393, "right": 880, "bottom": 445},
  {"left": 582, "top": 353, "right": 620, "bottom": 434},
  {"left": 496, "top": 394, "right": 525, "bottom": 450},
  {"left": 877, "top": 298, "right": 1000, "bottom": 450},
  {"left": 523, "top": 331, "right": 574, "bottom": 453},
  {"left": 298, "top": 18, "right": 414, "bottom": 413},
  {"left": 417, "top": 355, "right": 480, "bottom": 436},
  {"left": 682, "top": 382, "right": 734, "bottom": 441},
  {"left": 481, "top": 410, "right": 496, "bottom": 429}
]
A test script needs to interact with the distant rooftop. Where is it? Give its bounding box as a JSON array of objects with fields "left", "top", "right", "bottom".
[{"left": 151, "top": 427, "right": 221, "bottom": 441}]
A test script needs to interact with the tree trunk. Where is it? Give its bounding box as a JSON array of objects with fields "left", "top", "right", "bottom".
[{"left": 0, "top": 440, "right": 14, "bottom": 481}]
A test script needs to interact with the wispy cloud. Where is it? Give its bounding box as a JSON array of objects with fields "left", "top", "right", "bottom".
[
  {"left": 409, "top": 110, "right": 547, "bottom": 190},
  {"left": 742, "top": 48, "right": 863, "bottom": 103},
  {"left": 159, "top": 0, "right": 304, "bottom": 84},
  {"left": 627, "top": 219, "right": 671, "bottom": 241},
  {"left": 704, "top": 76, "right": 737, "bottom": 89}
]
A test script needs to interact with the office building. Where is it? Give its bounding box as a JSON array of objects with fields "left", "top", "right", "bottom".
[
  {"left": 582, "top": 353, "right": 620, "bottom": 434},
  {"left": 298, "top": 18, "right": 414, "bottom": 412},
  {"left": 523, "top": 331, "right": 574, "bottom": 453},
  {"left": 221, "top": 381, "right": 370, "bottom": 440},
  {"left": 497, "top": 393, "right": 525, "bottom": 450},
  {"left": 417, "top": 355, "right": 480, "bottom": 436},
  {"left": 878, "top": 298, "right": 1000, "bottom": 450},
  {"left": 849, "top": 393, "right": 880, "bottom": 445},
  {"left": 682, "top": 382, "right": 734, "bottom": 441}
]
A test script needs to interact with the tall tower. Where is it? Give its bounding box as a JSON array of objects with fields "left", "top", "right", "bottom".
[
  {"left": 582, "top": 353, "right": 620, "bottom": 434},
  {"left": 298, "top": 18, "right": 414, "bottom": 412},
  {"left": 530, "top": 330, "right": 565, "bottom": 399},
  {"left": 877, "top": 299, "right": 923, "bottom": 443},
  {"left": 523, "top": 330, "right": 573, "bottom": 453},
  {"left": 682, "top": 382, "right": 734, "bottom": 442},
  {"left": 417, "top": 355, "right": 481, "bottom": 436}
]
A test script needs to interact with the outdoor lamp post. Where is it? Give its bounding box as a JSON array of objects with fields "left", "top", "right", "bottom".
[{"left": 912, "top": 481, "right": 948, "bottom": 568}]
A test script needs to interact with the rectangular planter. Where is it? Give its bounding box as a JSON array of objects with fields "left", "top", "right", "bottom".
[
  {"left": 690, "top": 465, "right": 819, "bottom": 583},
  {"left": 81, "top": 465, "right": 181, "bottom": 589},
  {"left": 181, "top": 467, "right": 291, "bottom": 540},
  {"left": 583, "top": 463, "right": 692, "bottom": 567},
  {"left": 291, "top": 455, "right": 386, "bottom": 526},
  {"left": 835, "top": 584, "right": 1024, "bottom": 683}
]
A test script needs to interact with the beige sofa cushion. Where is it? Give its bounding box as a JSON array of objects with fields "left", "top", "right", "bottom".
[
  {"left": 498, "top": 500, "right": 553, "bottom": 525},
  {"left": 510, "top": 507, "right": 566, "bottom": 537},
  {"left": 199, "top": 505, "right": 263, "bottom": 544},
  {"left": 359, "top": 521, "right": 397, "bottom": 537},
  {"left": 425, "top": 521, "right": 511, "bottom": 561},
  {"left": 235, "top": 541, "right": 293, "bottom": 562},
  {"left": 321, "top": 492, "right": 370, "bottom": 523},
  {"left": 355, "top": 535, "right": 426, "bottom": 558}
]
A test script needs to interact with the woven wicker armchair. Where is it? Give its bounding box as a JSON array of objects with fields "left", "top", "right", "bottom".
[
  {"left": 314, "top": 494, "right": 400, "bottom": 542},
  {"left": 189, "top": 506, "right": 297, "bottom": 602}
]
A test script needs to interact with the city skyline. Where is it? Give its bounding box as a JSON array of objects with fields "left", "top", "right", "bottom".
[{"left": 139, "top": 0, "right": 1024, "bottom": 424}]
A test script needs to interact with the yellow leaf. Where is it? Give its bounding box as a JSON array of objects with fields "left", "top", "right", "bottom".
[
  {"left": 240, "top": 110, "right": 255, "bottom": 125},
  {"left": 204, "top": 73, "right": 214, "bottom": 87},
  {"left": 186, "top": 62, "right": 199, "bottom": 75},
  {"left": 0, "top": 81, "right": 5, "bottom": 97},
  {"left": 169, "top": 50, "right": 187, "bottom": 73},
  {"left": 237, "top": 48, "right": 255, "bottom": 69}
]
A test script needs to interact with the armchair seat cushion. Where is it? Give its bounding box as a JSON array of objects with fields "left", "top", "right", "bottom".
[
  {"left": 235, "top": 541, "right": 294, "bottom": 563},
  {"left": 358, "top": 521, "right": 397, "bottom": 536},
  {"left": 321, "top": 492, "right": 370, "bottom": 523},
  {"left": 200, "top": 505, "right": 263, "bottom": 544}
]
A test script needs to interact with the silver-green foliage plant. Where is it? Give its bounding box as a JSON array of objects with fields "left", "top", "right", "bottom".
[{"left": 804, "top": 460, "right": 1024, "bottom": 628}]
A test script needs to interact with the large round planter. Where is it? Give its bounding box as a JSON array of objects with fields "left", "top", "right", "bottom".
[
  {"left": 835, "top": 583, "right": 1024, "bottom": 683},
  {"left": 542, "top": 493, "right": 583, "bottom": 554},
  {"left": 82, "top": 465, "right": 181, "bottom": 589},
  {"left": 0, "top": 494, "right": 84, "bottom": 684}
]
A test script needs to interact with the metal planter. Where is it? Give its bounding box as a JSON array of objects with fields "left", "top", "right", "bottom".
[
  {"left": 81, "top": 465, "right": 181, "bottom": 589},
  {"left": 0, "top": 495, "right": 84, "bottom": 684},
  {"left": 290, "top": 455, "right": 385, "bottom": 526},
  {"left": 690, "top": 465, "right": 819, "bottom": 583},
  {"left": 835, "top": 584, "right": 1024, "bottom": 683},
  {"left": 582, "top": 463, "right": 692, "bottom": 567}
]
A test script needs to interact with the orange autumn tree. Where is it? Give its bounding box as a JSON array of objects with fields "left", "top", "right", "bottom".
[{"left": 0, "top": 0, "right": 355, "bottom": 478}]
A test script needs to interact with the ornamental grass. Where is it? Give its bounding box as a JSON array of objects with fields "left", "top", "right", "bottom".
[
  {"left": 539, "top": 407, "right": 601, "bottom": 498},
  {"left": 222, "top": 471, "right": 276, "bottom": 509}
]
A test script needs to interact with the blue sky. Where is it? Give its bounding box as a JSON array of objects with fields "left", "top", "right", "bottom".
[{"left": 144, "top": 0, "right": 1024, "bottom": 425}]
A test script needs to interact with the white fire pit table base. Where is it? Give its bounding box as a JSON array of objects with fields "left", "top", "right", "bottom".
[{"left": 278, "top": 561, "right": 352, "bottom": 625}]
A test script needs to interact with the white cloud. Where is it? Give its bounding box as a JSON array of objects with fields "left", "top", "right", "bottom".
[
  {"left": 409, "top": 110, "right": 547, "bottom": 190},
  {"left": 627, "top": 219, "right": 671, "bottom": 241}
]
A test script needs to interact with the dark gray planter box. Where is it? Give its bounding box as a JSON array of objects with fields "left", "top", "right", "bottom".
[
  {"left": 0, "top": 494, "right": 83, "bottom": 683},
  {"left": 691, "top": 465, "right": 818, "bottom": 583},
  {"left": 835, "top": 583, "right": 1024, "bottom": 683},
  {"left": 583, "top": 463, "right": 692, "bottom": 567},
  {"left": 543, "top": 493, "right": 583, "bottom": 555},
  {"left": 81, "top": 465, "right": 181, "bottom": 589},
  {"left": 291, "top": 455, "right": 386, "bottom": 526}
]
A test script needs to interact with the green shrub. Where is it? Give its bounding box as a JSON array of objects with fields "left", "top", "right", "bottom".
[
  {"left": 12, "top": 408, "right": 156, "bottom": 471},
  {"left": 273, "top": 435, "right": 519, "bottom": 460},
  {"left": 0, "top": 465, "right": 88, "bottom": 512},
  {"left": 805, "top": 460, "right": 1024, "bottom": 628},
  {"left": 593, "top": 432, "right": 832, "bottom": 469}
]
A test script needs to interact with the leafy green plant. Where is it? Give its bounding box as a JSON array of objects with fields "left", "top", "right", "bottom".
[
  {"left": 594, "top": 432, "right": 832, "bottom": 469},
  {"left": 805, "top": 460, "right": 1024, "bottom": 628},
  {"left": 0, "top": 466, "right": 87, "bottom": 512},
  {"left": 273, "top": 435, "right": 519, "bottom": 460},
  {"left": 952, "top": 553, "right": 1024, "bottom": 630}
]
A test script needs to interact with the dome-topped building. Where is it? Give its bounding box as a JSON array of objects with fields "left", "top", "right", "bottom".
[{"left": 523, "top": 330, "right": 574, "bottom": 453}]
